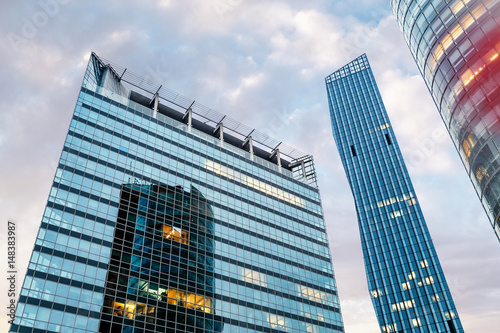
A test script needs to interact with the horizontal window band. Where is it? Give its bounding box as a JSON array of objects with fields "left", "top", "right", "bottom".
[
  {"left": 33, "top": 245, "right": 108, "bottom": 270},
  {"left": 17, "top": 295, "right": 101, "bottom": 319},
  {"left": 104, "top": 258, "right": 337, "bottom": 315},
  {"left": 213, "top": 234, "right": 333, "bottom": 277},
  {"left": 25, "top": 269, "right": 105, "bottom": 294},
  {"left": 40, "top": 222, "right": 112, "bottom": 248},
  {"left": 56, "top": 162, "right": 119, "bottom": 190},
  {"left": 214, "top": 253, "right": 337, "bottom": 295},
  {"left": 98, "top": 301, "right": 290, "bottom": 333},
  {"left": 213, "top": 271, "right": 340, "bottom": 313}
]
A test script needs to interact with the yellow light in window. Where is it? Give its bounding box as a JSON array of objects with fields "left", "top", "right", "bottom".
[
  {"left": 425, "top": 276, "right": 435, "bottom": 285},
  {"left": 408, "top": 272, "right": 416, "bottom": 280},
  {"left": 445, "top": 311, "right": 456, "bottom": 319},
  {"left": 491, "top": 53, "right": 499, "bottom": 61},
  {"left": 451, "top": 0, "right": 472, "bottom": 15},
  {"left": 163, "top": 225, "right": 188, "bottom": 244},
  {"left": 390, "top": 210, "right": 402, "bottom": 218},
  {"left": 420, "top": 260, "right": 429, "bottom": 268},
  {"left": 476, "top": 166, "right": 489, "bottom": 183},
  {"left": 430, "top": 1, "right": 488, "bottom": 73},
  {"left": 113, "top": 301, "right": 125, "bottom": 317},
  {"left": 402, "top": 282, "right": 411, "bottom": 291},
  {"left": 412, "top": 318, "right": 421, "bottom": 327}
]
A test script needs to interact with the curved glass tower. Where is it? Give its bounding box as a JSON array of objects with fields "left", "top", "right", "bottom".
[
  {"left": 390, "top": 0, "right": 500, "bottom": 240},
  {"left": 326, "top": 54, "right": 463, "bottom": 333}
]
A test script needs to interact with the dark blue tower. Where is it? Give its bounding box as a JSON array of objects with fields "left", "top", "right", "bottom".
[{"left": 326, "top": 54, "right": 463, "bottom": 333}]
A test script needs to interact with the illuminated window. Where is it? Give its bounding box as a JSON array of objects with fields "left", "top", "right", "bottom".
[
  {"left": 163, "top": 225, "right": 188, "bottom": 244},
  {"left": 391, "top": 300, "right": 415, "bottom": 312},
  {"left": 382, "top": 324, "right": 397, "bottom": 332},
  {"left": 432, "top": 294, "right": 441, "bottom": 302},
  {"left": 420, "top": 260, "right": 429, "bottom": 268},
  {"left": 385, "top": 133, "right": 392, "bottom": 145},
  {"left": 462, "top": 134, "right": 475, "bottom": 158},
  {"left": 390, "top": 210, "right": 402, "bottom": 218},
  {"left": 402, "top": 282, "right": 411, "bottom": 291},
  {"left": 112, "top": 300, "right": 155, "bottom": 320},
  {"left": 377, "top": 193, "right": 414, "bottom": 208},
  {"left": 476, "top": 166, "right": 488, "bottom": 183},
  {"left": 412, "top": 318, "right": 422, "bottom": 327},
  {"left": 162, "top": 289, "right": 212, "bottom": 313},
  {"left": 375, "top": 123, "right": 390, "bottom": 131},
  {"left": 131, "top": 280, "right": 212, "bottom": 313},
  {"left": 425, "top": 276, "right": 435, "bottom": 285},
  {"left": 408, "top": 272, "right": 416, "bottom": 280},
  {"left": 445, "top": 311, "right": 456, "bottom": 319}
]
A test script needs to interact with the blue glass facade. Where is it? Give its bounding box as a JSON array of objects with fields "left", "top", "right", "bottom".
[
  {"left": 389, "top": 0, "right": 500, "bottom": 241},
  {"left": 10, "top": 53, "right": 344, "bottom": 333},
  {"left": 326, "top": 54, "right": 463, "bottom": 333}
]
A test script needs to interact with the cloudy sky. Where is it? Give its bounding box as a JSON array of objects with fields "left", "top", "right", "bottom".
[{"left": 1, "top": 0, "right": 499, "bottom": 332}]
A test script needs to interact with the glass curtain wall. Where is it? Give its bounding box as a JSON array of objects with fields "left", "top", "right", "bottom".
[
  {"left": 390, "top": 0, "right": 500, "bottom": 240},
  {"left": 10, "top": 53, "right": 344, "bottom": 333}
]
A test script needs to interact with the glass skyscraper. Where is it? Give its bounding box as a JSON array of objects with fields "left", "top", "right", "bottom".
[
  {"left": 10, "top": 53, "right": 344, "bottom": 333},
  {"left": 389, "top": 0, "right": 500, "bottom": 241},
  {"left": 326, "top": 54, "right": 463, "bottom": 333}
]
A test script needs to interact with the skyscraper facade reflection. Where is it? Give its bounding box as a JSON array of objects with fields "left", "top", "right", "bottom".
[
  {"left": 326, "top": 54, "right": 463, "bottom": 333},
  {"left": 10, "top": 53, "right": 344, "bottom": 333},
  {"left": 390, "top": 0, "right": 500, "bottom": 241}
]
